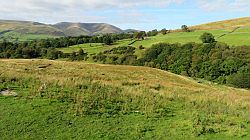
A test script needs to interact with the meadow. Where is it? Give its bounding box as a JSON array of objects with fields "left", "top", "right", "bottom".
[
  {"left": 0, "top": 59, "right": 250, "bottom": 139},
  {"left": 59, "top": 39, "right": 133, "bottom": 54},
  {"left": 59, "top": 27, "right": 250, "bottom": 55},
  {"left": 0, "top": 31, "right": 58, "bottom": 42}
]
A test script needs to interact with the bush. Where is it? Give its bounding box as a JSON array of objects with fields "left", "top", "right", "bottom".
[
  {"left": 139, "top": 45, "right": 145, "bottom": 50},
  {"left": 227, "top": 73, "right": 250, "bottom": 88},
  {"left": 200, "top": 32, "right": 216, "bottom": 43}
]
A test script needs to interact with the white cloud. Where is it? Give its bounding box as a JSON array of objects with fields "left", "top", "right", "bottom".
[
  {"left": 0, "top": 0, "right": 183, "bottom": 12},
  {"left": 198, "top": 0, "right": 250, "bottom": 12},
  {"left": 0, "top": 0, "right": 183, "bottom": 23}
]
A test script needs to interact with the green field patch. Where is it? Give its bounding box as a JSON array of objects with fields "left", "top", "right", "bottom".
[{"left": 59, "top": 39, "right": 133, "bottom": 54}]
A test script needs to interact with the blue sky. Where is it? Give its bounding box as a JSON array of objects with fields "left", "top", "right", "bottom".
[{"left": 0, "top": 0, "right": 249, "bottom": 30}]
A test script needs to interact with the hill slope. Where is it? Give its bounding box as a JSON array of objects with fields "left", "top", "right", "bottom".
[
  {"left": 131, "top": 17, "right": 250, "bottom": 48},
  {"left": 53, "top": 22, "right": 123, "bottom": 36},
  {"left": 190, "top": 17, "right": 250, "bottom": 30},
  {"left": 0, "top": 20, "right": 65, "bottom": 36},
  {"left": 0, "top": 59, "right": 249, "bottom": 139}
]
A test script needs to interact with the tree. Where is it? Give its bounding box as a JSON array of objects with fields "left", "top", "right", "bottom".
[
  {"left": 103, "top": 35, "right": 113, "bottom": 45},
  {"left": 139, "top": 45, "right": 145, "bottom": 50},
  {"left": 78, "top": 49, "right": 85, "bottom": 56},
  {"left": 147, "top": 29, "right": 158, "bottom": 37},
  {"left": 161, "top": 28, "right": 167, "bottom": 35},
  {"left": 227, "top": 73, "right": 250, "bottom": 88},
  {"left": 181, "top": 25, "right": 190, "bottom": 32},
  {"left": 70, "top": 52, "right": 77, "bottom": 61},
  {"left": 134, "top": 31, "right": 146, "bottom": 40},
  {"left": 227, "top": 65, "right": 250, "bottom": 88},
  {"left": 200, "top": 32, "right": 216, "bottom": 43},
  {"left": 77, "top": 49, "right": 88, "bottom": 60},
  {"left": 47, "top": 49, "right": 62, "bottom": 60}
]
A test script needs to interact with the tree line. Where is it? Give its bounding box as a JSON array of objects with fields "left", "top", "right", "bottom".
[{"left": 0, "top": 33, "right": 134, "bottom": 59}]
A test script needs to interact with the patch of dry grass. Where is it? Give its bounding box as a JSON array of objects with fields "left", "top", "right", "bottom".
[{"left": 191, "top": 17, "right": 250, "bottom": 30}]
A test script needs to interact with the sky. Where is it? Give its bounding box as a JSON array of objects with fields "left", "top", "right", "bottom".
[{"left": 0, "top": 0, "right": 249, "bottom": 30}]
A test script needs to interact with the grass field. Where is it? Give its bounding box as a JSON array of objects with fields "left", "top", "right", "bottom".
[
  {"left": 0, "top": 31, "right": 58, "bottom": 42},
  {"left": 59, "top": 39, "right": 133, "bottom": 54},
  {"left": 59, "top": 27, "right": 250, "bottom": 55},
  {"left": 0, "top": 59, "right": 250, "bottom": 139},
  {"left": 133, "top": 28, "right": 250, "bottom": 48}
]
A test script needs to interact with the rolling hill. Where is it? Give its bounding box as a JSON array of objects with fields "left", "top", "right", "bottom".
[
  {"left": 0, "top": 20, "right": 65, "bottom": 36},
  {"left": 0, "top": 20, "right": 124, "bottom": 41},
  {"left": 53, "top": 22, "right": 123, "bottom": 36},
  {"left": 131, "top": 17, "right": 250, "bottom": 48},
  {"left": 190, "top": 17, "right": 250, "bottom": 30},
  {"left": 58, "top": 17, "right": 250, "bottom": 55},
  {"left": 0, "top": 59, "right": 249, "bottom": 139}
]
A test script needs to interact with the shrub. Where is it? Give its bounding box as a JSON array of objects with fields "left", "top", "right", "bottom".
[
  {"left": 227, "top": 73, "right": 250, "bottom": 88},
  {"left": 139, "top": 45, "right": 145, "bottom": 50},
  {"left": 200, "top": 32, "right": 216, "bottom": 43}
]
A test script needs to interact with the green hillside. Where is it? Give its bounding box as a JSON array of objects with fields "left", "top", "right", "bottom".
[
  {"left": 59, "top": 27, "right": 250, "bottom": 55},
  {"left": 133, "top": 28, "right": 250, "bottom": 48},
  {"left": 0, "top": 59, "right": 250, "bottom": 139},
  {"left": 59, "top": 39, "right": 133, "bottom": 54}
]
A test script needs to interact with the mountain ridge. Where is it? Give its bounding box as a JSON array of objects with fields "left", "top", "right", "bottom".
[{"left": 0, "top": 20, "right": 124, "bottom": 37}]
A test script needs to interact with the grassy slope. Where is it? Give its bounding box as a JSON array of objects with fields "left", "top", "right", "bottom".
[
  {"left": 0, "top": 21, "right": 63, "bottom": 41},
  {"left": 60, "top": 27, "right": 250, "bottom": 55},
  {"left": 0, "top": 31, "right": 58, "bottom": 42},
  {"left": 59, "top": 17, "right": 250, "bottom": 55},
  {"left": 0, "top": 59, "right": 250, "bottom": 139},
  {"left": 59, "top": 39, "right": 133, "bottom": 54},
  {"left": 133, "top": 28, "right": 250, "bottom": 48},
  {"left": 190, "top": 17, "right": 250, "bottom": 30}
]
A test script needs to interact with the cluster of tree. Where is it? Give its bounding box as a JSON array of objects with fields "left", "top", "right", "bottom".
[
  {"left": 133, "top": 31, "right": 146, "bottom": 40},
  {"left": 0, "top": 40, "right": 68, "bottom": 59},
  {"left": 93, "top": 33, "right": 250, "bottom": 88},
  {"left": 0, "top": 40, "right": 90, "bottom": 61},
  {"left": 92, "top": 46, "right": 137, "bottom": 65},
  {"left": 133, "top": 29, "right": 170, "bottom": 40},
  {"left": 36, "top": 33, "right": 133, "bottom": 48},
  {"left": 143, "top": 42, "right": 249, "bottom": 88},
  {"left": 133, "top": 25, "right": 194, "bottom": 40},
  {"left": 69, "top": 49, "right": 88, "bottom": 61},
  {"left": 0, "top": 32, "right": 134, "bottom": 59}
]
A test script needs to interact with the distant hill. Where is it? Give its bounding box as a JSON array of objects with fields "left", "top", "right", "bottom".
[
  {"left": 0, "top": 20, "right": 124, "bottom": 40},
  {"left": 53, "top": 22, "right": 123, "bottom": 36},
  {"left": 123, "top": 29, "right": 140, "bottom": 33},
  {"left": 190, "top": 17, "right": 250, "bottom": 30},
  {"left": 0, "top": 20, "right": 64, "bottom": 36}
]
